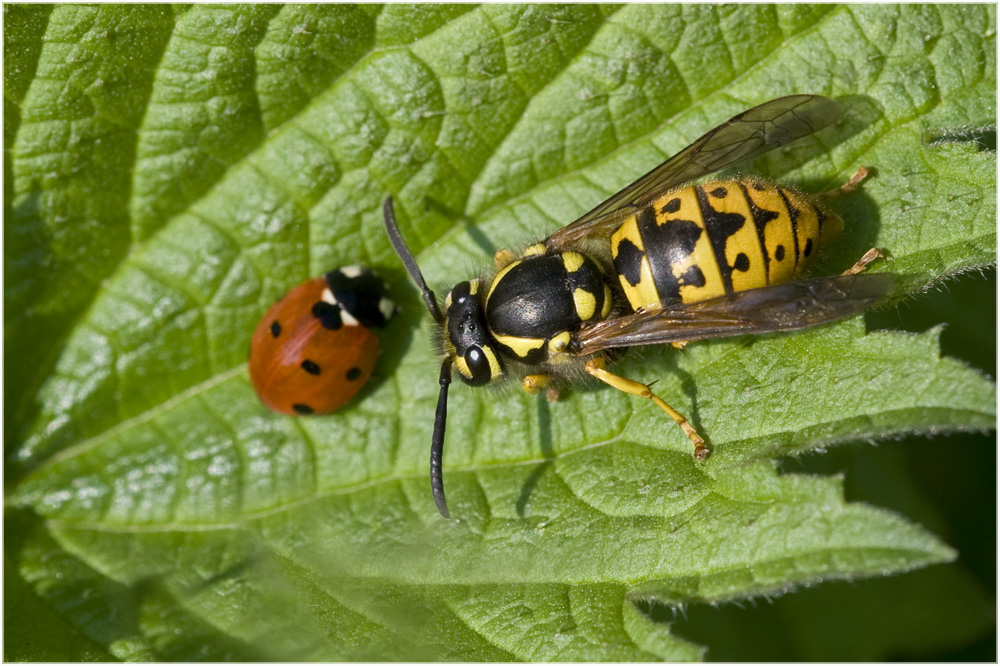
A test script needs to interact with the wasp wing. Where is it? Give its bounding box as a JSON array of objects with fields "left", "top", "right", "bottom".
[
  {"left": 574, "top": 273, "right": 894, "bottom": 355},
  {"left": 544, "top": 95, "right": 843, "bottom": 250}
]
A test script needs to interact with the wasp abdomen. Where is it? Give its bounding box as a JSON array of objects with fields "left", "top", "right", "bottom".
[{"left": 610, "top": 179, "right": 842, "bottom": 310}]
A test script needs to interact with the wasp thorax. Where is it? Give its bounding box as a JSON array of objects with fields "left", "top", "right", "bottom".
[{"left": 444, "top": 280, "right": 504, "bottom": 386}]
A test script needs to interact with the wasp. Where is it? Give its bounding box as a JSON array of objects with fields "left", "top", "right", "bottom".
[{"left": 383, "top": 95, "right": 893, "bottom": 518}]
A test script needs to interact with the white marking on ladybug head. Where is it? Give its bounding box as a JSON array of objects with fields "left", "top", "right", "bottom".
[
  {"left": 339, "top": 265, "right": 363, "bottom": 278},
  {"left": 321, "top": 288, "right": 339, "bottom": 306},
  {"left": 341, "top": 309, "right": 360, "bottom": 326},
  {"left": 379, "top": 297, "right": 395, "bottom": 321}
]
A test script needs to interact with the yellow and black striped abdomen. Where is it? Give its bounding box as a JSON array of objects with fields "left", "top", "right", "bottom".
[{"left": 610, "top": 179, "right": 843, "bottom": 310}]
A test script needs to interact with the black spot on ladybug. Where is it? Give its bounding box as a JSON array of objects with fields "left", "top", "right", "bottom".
[
  {"left": 312, "top": 301, "right": 343, "bottom": 330},
  {"left": 662, "top": 197, "right": 681, "bottom": 214},
  {"left": 301, "top": 359, "right": 320, "bottom": 375},
  {"left": 734, "top": 253, "right": 750, "bottom": 272},
  {"left": 775, "top": 244, "right": 785, "bottom": 261},
  {"left": 346, "top": 367, "right": 362, "bottom": 381},
  {"left": 293, "top": 403, "right": 314, "bottom": 415},
  {"left": 270, "top": 321, "right": 281, "bottom": 337},
  {"left": 804, "top": 238, "right": 813, "bottom": 257},
  {"left": 711, "top": 186, "right": 728, "bottom": 198}
]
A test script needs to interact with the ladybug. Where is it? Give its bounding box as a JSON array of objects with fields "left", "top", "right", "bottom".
[{"left": 249, "top": 266, "right": 396, "bottom": 415}]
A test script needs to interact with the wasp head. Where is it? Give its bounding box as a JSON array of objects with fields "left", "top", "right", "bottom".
[{"left": 442, "top": 280, "right": 505, "bottom": 386}]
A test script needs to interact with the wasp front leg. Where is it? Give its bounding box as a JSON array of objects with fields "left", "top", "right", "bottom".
[
  {"left": 494, "top": 248, "right": 517, "bottom": 269},
  {"left": 522, "top": 373, "right": 561, "bottom": 402},
  {"left": 584, "top": 356, "right": 708, "bottom": 461}
]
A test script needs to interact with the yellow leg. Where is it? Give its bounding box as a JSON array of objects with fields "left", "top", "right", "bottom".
[
  {"left": 818, "top": 167, "right": 883, "bottom": 276},
  {"left": 523, "top": 373, "right": 560, "bottom": 401},
  {"left": 822, "top": 166, "right": 869, "bottom": 199},
  {"left": 584, "top": 357, "right": 708, "bottom": 461},
  {"left": 494, "top": 248, "right": 516, "bottom": 269},
  {"left": 841, "top": 247, "right": 885, "bottom": 276}
]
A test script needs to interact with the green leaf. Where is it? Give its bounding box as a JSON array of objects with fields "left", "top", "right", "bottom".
[
  {"left": 6, "top": 4, "right": 995, "bottom": 661},
  {"left": 3, "top": 542, "right": 112, "bottom": 661}
]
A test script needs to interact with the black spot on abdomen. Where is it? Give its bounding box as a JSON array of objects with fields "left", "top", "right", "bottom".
[
  {"left": 777, "top": 188, "right": 802, "bottom": 268},
  {"left": 661, "top": 197, "right": 681, "bottom": 214},
  {"left": 677, "top": 265, "right": 706, "bottom": 288},
  {"left": 293, "top": 404, "right": 314, "bottom": 415},
  {"left": 615, "top": 238, "right": 645, "bottom": 287},
  {"left": 635, "top": 204, "right": 703, "bottom": 305},
  {"left": 739, "top": 181, "right": 779, "bottom": 278},
  {"left": 697, "top": 186, "right": 749, "bottom": 294}
]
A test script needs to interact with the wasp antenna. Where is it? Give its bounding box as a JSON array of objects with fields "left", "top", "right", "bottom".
[
  {"left": 382, "top": 197, "right": 444, "bottom": 323},
  {"left": 431, "top": 360, "right": 452, "bottom": 518}
]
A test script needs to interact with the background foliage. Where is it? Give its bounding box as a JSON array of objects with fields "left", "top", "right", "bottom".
[{"left": 5, "top": 4, "right": 996, "bottom": 661}]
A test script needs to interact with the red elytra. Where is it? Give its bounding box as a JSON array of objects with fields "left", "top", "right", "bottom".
[{"left": 249, "top": 268, "right": 393, "bottom": 415}]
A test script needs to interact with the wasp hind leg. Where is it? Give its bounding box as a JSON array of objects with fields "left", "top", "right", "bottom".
[
  {"left": 584, "top": 356, "right": 708, "bottom": 461},
  {"left": 818, "top": 167, "right": 885, "bottom": 276},
  {"left": 822, "top": 167, "right": 870, "bottom": 199},
  {"left": 841, "top": 247, "right": 885, "bottom": 276}
]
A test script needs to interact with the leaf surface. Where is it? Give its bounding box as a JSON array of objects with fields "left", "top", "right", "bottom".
[{"left": 5, "top": 4, "right": 995, "bottom": 661}]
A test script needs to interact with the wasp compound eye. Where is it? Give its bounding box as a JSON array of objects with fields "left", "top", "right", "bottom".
[{"left": 463, "top": 346, "right": 494, "bottom": 386}]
